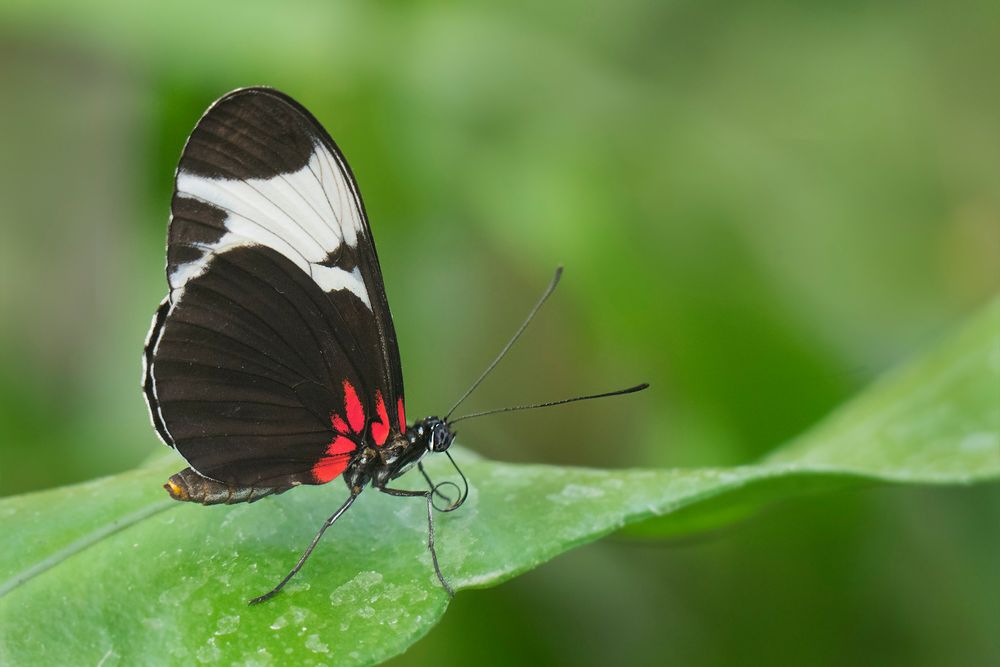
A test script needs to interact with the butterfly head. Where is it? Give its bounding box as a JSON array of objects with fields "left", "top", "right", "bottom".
[{"left": 412, "top": 416, "right": 455, "bottom": 453}]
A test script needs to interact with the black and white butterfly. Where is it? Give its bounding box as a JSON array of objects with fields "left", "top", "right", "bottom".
[{"left": 142, "top": 87, "right": 647, "bottom": 604}]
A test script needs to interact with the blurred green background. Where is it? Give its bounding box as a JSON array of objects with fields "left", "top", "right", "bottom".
[{"left": 1, "top": 1, "right": 998, "bottom": 664}]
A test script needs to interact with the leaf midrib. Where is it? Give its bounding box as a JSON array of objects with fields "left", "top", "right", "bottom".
[
  {"left": 7, "top": 457, "right": 991, "bottom": 602},
  {"left": 0, "top": 499, "right": 175, "bottom": 599}
]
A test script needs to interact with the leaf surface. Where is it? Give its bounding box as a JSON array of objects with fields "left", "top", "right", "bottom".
[{"left": 1, "top": 298, "right": 998, "bottom": 666}]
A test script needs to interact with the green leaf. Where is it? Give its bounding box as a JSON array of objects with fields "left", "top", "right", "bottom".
[{"left": 2, "top": 298, "right": 998, "bottom": 666}]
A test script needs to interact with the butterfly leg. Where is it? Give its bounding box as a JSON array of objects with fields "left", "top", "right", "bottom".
[
  {"left": 418, "top": 462, "right": 457, "bottom": 508},
  {"left": 377, "top": 485, "right": 455, "bottom": 597},
  {"left": 248, "top": 491, "right": 360, "bottom": 605}
]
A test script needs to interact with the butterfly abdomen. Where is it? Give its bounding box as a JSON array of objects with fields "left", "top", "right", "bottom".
[{"left": 165, "top": 467, "right": 292, "bottom": 505}]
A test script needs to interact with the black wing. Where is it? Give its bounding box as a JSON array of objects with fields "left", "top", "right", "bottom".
[{"left": 142, "top": 87, "right": 407, "bottom": 487}]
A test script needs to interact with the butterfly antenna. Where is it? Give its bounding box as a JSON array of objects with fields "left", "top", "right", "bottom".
[
  {"left": 445, "top": 266, "right": 563, "bottom": 420},
  {"left": 448, "top": 383, "right": 649, "bottom": 425}
]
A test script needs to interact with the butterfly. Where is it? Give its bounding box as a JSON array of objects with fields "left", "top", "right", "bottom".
[{"left": 142, "top": 87, "right": 647, "bottom": 604}]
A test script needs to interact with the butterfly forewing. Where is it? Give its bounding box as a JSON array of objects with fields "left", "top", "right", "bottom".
[{"left": 144, "top": 87, "right": 406, "bottom": 488}]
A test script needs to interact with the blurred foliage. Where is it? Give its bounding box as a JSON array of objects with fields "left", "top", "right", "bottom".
[
  {"left": 2, "top": 297, "right": 997, "bottom": 665},
  {"left": 0, "top": 0, "right": 998, "bottom": 665}
]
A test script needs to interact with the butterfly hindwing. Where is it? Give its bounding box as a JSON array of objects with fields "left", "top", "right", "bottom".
[{"left": 144, "top": 87, "right": 406, "bottom": 487}]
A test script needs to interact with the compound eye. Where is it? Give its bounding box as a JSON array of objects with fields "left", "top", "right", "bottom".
[{"left": 431, "top": 425, "right": 451, "bottom": 452}]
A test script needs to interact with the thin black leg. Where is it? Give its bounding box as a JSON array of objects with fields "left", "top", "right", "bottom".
[
  {"left": 378, "top": 485, "right": 455, "bottom": 597},
  {"left": 418, "top": 462, "right": 455, "bottom": 506},
  {"left": 248, "top": 492, "right": 360, "bottom": 605}
]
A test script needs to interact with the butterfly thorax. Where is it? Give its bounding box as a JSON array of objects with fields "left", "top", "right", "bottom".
[{"left": 346, "top": 417, "right": 454, "bottom": 491}]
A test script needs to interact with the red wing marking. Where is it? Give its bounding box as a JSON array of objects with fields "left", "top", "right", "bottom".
[
  {"left": 329, "top": 381, "right": 394, "bottom": 456},
  {"left": 328, "top": 435, "right": 356, "bottom": 456},
  {"left": 312, "top": 436, "right": 357, "bottom": 483},
  {"left": 342, "top": 380, "right": 365, "bottom": 434},
  {"left": 371, "top": 391, "right": 390, "bottom": 446},
  {"left": 331, "top": 413, "right": 349, "bottom": 434},
  {"left": 311, "top": 457, "right": 350, "bottom": 483},
  {"left": 397, "top": 397, "right": 406, "bottom": 431}
]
